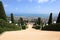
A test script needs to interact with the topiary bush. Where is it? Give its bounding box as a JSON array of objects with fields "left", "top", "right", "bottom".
[
  {"left": 42, "top": 23, "right": 60, "bottom": 31},
  {"left": 35, "top": 25, "right": 40, "bottom": 29},
  {"left": 18, "top": 17, "right": 27, "bottom": 30},
  {"left": 22, "top": 25, "right": 27, "bottom": 30},
  {"left": 0, "top": 19, "right": 21, "bottom": 34},
  {"left": 32, "top": 17, "right": 42, "bottom": 30},
  {"left": 32, "top": 24, "right": 41, "bottom": 29}
]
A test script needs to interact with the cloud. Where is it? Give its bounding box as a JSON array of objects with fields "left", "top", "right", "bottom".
[
  {"left": 37, "top": 0, "right": 49, "bottom": 3},
  {"left": 4, "top": 4, "right": 8, "bottom": 8},
  {"left": 28, "top": 0, "right": 56, "bottom": 3},
  {"left": 50, "top": 0, "right": 56, "bottom": 3},
  {"left": 15, "top": 7, "right": 19, "bottom": 11},
  {"left": 38, "top": 5, "right": 41, "bottom": 8},
  {"left": 35, "top": 5, "right": 41, "bottom": 8},
  {"left": 28, "top": 0, "right": 49, "bottom": 3},
  {"left": 29, "top": 0, "right": 32, "bottom": 2},
  {"left": 17, "top": 0, "right": 21, "bottom": 2}
]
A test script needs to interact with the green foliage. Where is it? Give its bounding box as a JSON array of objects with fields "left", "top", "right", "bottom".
[
  {"left": 32, "top": 25, "right": 41, "bottom": 29},
  {"left": 56, "top": 12, "right": 60, "bottom": 23},
  {"left": 18, "top": 17, "right": 27, "bottom": 30},
  {"left": 32, "top": 17, "right": 42, "bottom": 29},
  {"left": 18, "top": 17, "right": 24, "bottom": 26},
  {"left": 0, "top": 19, "right": 21, "bottom": 34},
  {"left": 42, "top": 23, "right": 60, "bottom": 31},
  {"left": 37, "top": 17, "right": 41, "bottom": 25},
  {"left": 48, "top": 13, "right": 52, "bottom": 25},
  {"left": 11, "top": 13, "right": 14, "bottom": 23},
  {"left": 0, "top": 1, "right": 7, "bottom": 21},
  {"left": 22, "top": 25, "right": 27, "bottom": 30}
]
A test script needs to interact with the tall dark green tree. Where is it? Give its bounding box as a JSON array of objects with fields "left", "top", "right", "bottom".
[
  {"left": 56, "top": 12, "right": 60, "bottom": 23},
  {"left": 48, "top": 13, "right": 52, "bottom": 25},
  {"left": 33, "top": 17, "right": 41, "bottom": 29},
  {"left": 11, "top": 13, "right": 14, "bottom": 23},
  {"left": 0, "top": 1, "right": 7, "bottom": 21},
  {"left": 18, "top": 17, "right": 27, "bottom": 29},
  {"left": 18, "top": 17, "right": 24, "bottom": 26},
  {"left": 37, "top": 17, "right": 41, "bottom": 25}
]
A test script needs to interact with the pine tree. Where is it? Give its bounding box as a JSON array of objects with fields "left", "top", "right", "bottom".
[
  {"left": 11, "top": 13, "right": 14, "bottom": 23},
  {"left": 48, "top": 13, "right": 52, "bottom": 25},
  {"left": 56, "top": 12, "right": 60, "bottom": 23},
  {"left": 0, "top": 1, "right": 7, "bottom": 21}
]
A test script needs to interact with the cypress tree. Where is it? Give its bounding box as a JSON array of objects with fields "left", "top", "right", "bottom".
[
  {"left": 18, "top": 17, "right": 24, "bottom": 26},
  {"left": 0, "top": 1, "right": 7, "bottom": 21},
  {"left": 34, "top": 17, "right": 41, "bottom": 29},
  {"left": 37, "top": 17, "right": 41, "bottom": 25},
  {"left": 56, "top": 12, "right": 60, "bottom": 23},
  {"left": 48, "top": 13, "right": 52, "bottom": 25},
  {"left": 11, "top": 13, "right": 14, "bottom": 23}
]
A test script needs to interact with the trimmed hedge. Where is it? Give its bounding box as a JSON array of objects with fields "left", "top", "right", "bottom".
[
  {"left": 42, "top": 23, "right": 60, "bottom": 31},
  {"left": 22, "top": 25, "right": 27, "bottom": 30},
  {"left": 32, "top": 24, "right": 41, "bottom": 29},
  {"left": 0, "top": 19, "right": 21, "bottom": 34}
]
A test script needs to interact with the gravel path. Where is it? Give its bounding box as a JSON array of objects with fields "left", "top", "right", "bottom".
[{"left": 0, "top": 23, "right": 60, "bottom": 40}]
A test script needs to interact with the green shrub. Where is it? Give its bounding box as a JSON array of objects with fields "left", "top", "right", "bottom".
[
  {"left": 42, "top": 23, "right": 60, "bottom": 31},
  {"left": 32, "top": 17, "right": 42, "bottom": 30},
  {"left": 35, "top": 25, "right": 40, "bottom": 29},
  {"left": 22, "top": 25, "right": 27, "bottom": 30},
  {"left": 32, "top": 24, "right": 41, "bottom": 29},
  {"left": 0, "top": 19, "right": 21, "bottom": 34}
]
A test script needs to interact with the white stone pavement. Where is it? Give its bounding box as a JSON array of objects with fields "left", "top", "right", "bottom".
[{"left": 0, "top": 23, "right": 60, "bottom": 40}]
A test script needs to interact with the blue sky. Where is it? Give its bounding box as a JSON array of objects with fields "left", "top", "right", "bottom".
[{"left": 1, "top": 0, "right": 60, "bottom": 15}]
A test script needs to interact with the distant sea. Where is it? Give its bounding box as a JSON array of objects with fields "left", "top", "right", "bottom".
[{"left": 7, "top": 13, "right": 57, "bottom": 18}]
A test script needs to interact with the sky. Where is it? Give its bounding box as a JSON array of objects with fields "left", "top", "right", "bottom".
[{"left": 1, "top": 0, "right": 60, "bottom": 15}]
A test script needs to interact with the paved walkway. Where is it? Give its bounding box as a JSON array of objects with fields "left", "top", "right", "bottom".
[{"left": 0, "top": 23, "right": 60, "bottom": 40}]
